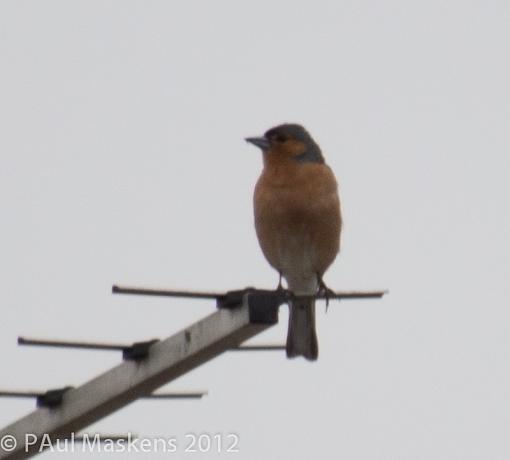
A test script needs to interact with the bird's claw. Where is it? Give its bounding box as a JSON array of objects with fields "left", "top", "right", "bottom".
[
  {"left": 317, "top": 275, "right": 336, "bottom": 310},
  {"left": 275, "top": 272, "right": 291, "bottom": 303},
  {"left": 276, "top": 272, "right": 284, "bottom": 291}
]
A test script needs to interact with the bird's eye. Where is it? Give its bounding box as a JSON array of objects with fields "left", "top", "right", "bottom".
[{"left": 275, "top": 134, "right": 287, "bottom": 143}]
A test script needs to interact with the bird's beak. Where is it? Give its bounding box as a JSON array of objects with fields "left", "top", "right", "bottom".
[{"left": 245, "top": 136, "right": 270, "bottom": 151}]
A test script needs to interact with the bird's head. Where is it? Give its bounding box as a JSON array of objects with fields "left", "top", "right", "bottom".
[{"left": 246, "top": 124, "right": 324, "bottom": 164}]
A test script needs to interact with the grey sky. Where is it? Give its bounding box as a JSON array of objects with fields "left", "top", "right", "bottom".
[{"left": 1, "top": 1, "right": 510, "bottom": 459}]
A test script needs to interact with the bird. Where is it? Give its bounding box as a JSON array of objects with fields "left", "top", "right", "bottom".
[{"left": 246, "top": 123, "right": 342, "bottom": 361}]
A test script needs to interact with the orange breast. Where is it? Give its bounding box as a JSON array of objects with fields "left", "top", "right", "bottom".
[{"left": 253, "top": 161, "right": 341, "bottom": 279}]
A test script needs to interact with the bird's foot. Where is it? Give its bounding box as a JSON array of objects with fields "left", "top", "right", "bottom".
[
  {"left": 276, "top": 272, "right": 284, "bottom": 291},
  {"left": 317, "top": 274, "right": 336, "bottom": 310},
  {"left": 275, "top": 272, "right": 289, "bottom": 302}
]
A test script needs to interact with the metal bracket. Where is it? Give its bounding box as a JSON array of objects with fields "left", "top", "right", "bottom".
[
  {"left": 216, "top": 288, "right": 284, "bottom": 324},
  {"left": 36, "top": 386, "right": 74, "bottom": 409},
  {"left": 216, "top": 287, "right": 257, "bottom": 309},
  {"left": 122, "top": 339, "right": 160, "bottom": 361}
]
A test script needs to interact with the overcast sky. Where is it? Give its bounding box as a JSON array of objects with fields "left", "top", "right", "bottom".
[{"left": 1, "top": 1, "right": 510, "bottom": 459}]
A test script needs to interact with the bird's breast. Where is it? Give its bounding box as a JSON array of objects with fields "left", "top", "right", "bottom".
[{"left": 253, "top": 163, "right": 341, "bottom": 290}]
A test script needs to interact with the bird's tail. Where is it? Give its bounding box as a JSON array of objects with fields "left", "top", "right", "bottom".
[{"left": 286, "top": 296, "right": 318, "bottom": 361}]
